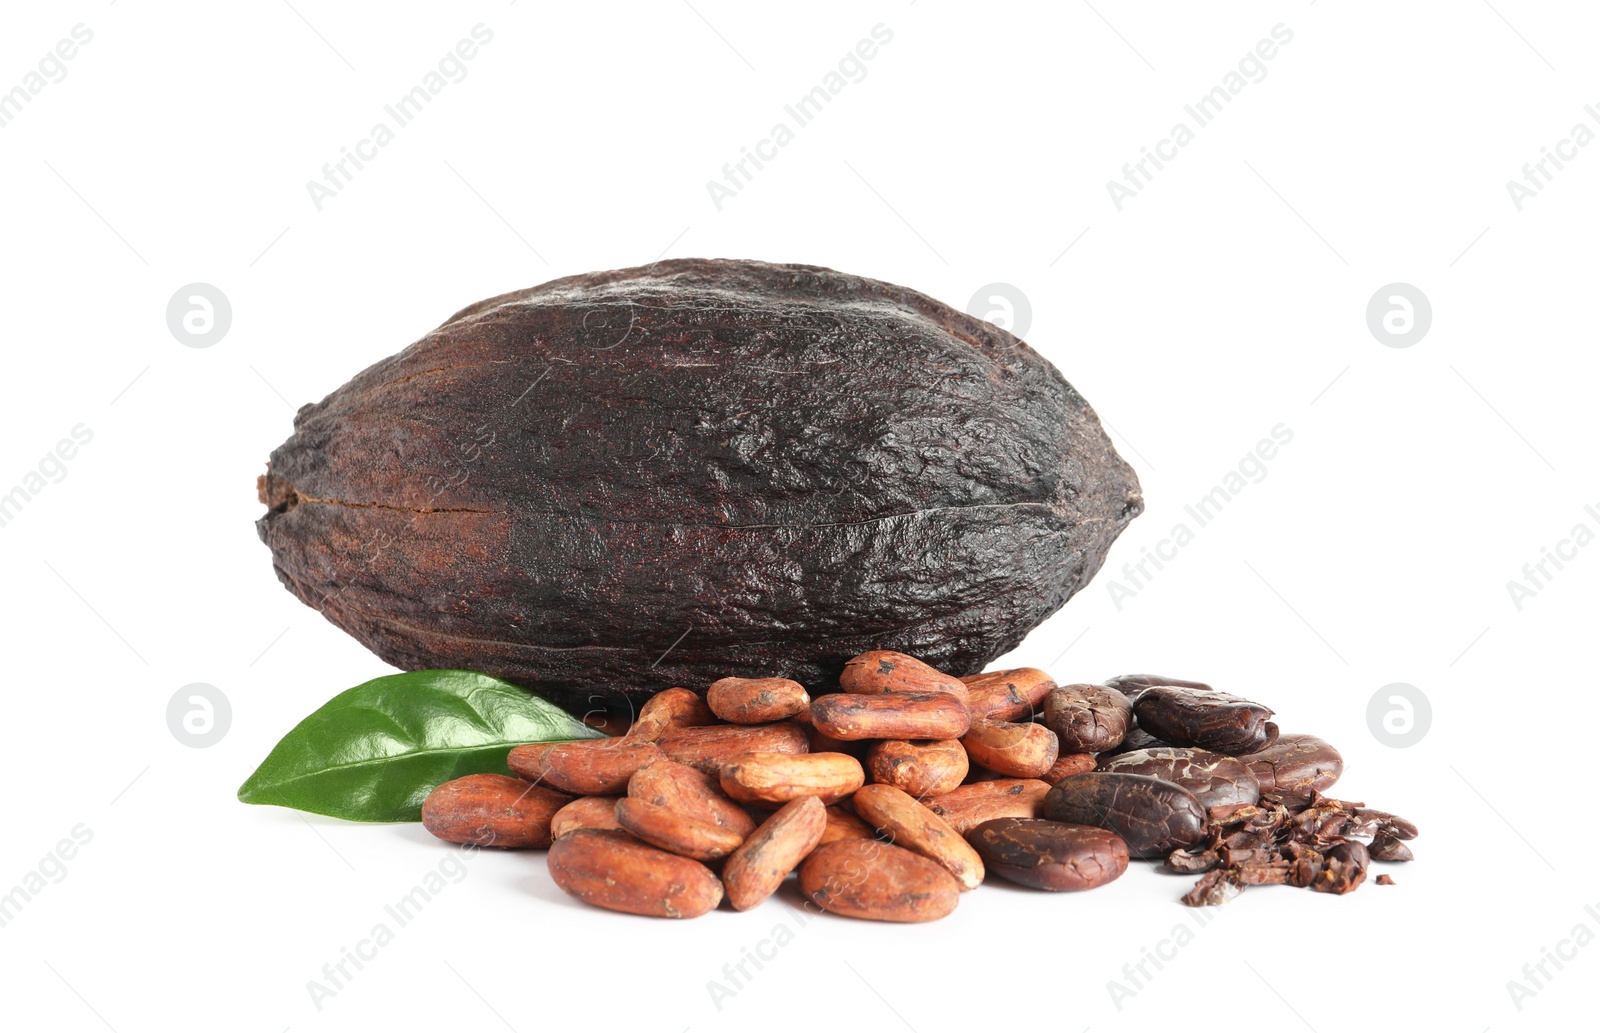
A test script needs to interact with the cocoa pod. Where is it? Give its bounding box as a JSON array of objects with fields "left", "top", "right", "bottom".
[
  {"left": 628, "top": 759, "right": 756, "bottom": 838},
  {"left": 924, "top": 778, "right": 1051, "bottom": 834},
  {"left": 540, "top": 737, "right": 666, "bottom": 795},
  {"left": 810, "top": 691, "right": 971, "bottom": 742},
  {"left": 840, "top": 651, "right": 969, "bottom": 703},
  {"left": 966, "top": 817, "right": 1129, "bottom": 891},
  {"left": 961, "top": 668, "right": 1056, "bottom": 721},
  {"left": 549, "top": 796, "right": 622, "bottom": 839},
  {"left": 865, "top": 739, "right": 969, "bottom": 797},
  {"left": 1042, "top": 683, "right": 1133, "bottom": 753},
  {"left": 852, "top": 784, "right": 985, "bottom": 890},
  {"left": 719, "top": 751, "right": 865, "bottom": 806},
  {"left": 421, "top": 774, "right": 569, "bottom": 849},
  {"left": 820, "top": 805, "right": 877, "bottom": 845},
  {"left": 614, "top": 797, "right": 745, "bottom": 861},
  {"left": 960, "top": 718, "right": 1059, "bottom": 779},
  {"left": 706, "top": 677, "right": 810, "bottom": 724},
  {"left": 255, "top": 260, "right": 1143, "bottom": 712},
  {"left": 547, "top": 829, "right": 723, "bottom": 918},
  {"left": 658, "top": 722, "right": 809, "bottom": 775},
  {"left": 799, "top": 839, "right": 961, "bottom": 922},
  {"left": 627, "top": 687, "right": 715, "bottom": 742},
  {"left": 1041, "top": 753, "right": 1097, "bottom": 784},
  {"left": 722, "top": 796, "right": 828, "bottom": 911}
]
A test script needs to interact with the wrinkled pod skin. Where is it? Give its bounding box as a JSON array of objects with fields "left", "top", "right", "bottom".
[{"left": 256, "top": 260, "right": 1143, "bottom": 709}]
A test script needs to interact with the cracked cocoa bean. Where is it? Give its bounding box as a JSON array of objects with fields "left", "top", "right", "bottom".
[
  {"left": 1041, "top": 772, "right": 1207, "bottom": 858},
  {"left": 1096, "top": 747, "right": 1261, "bottom": 809},
  {"left": 1041, "top": 683, "right": 1132, "bottom": 753},
  {"left": 1243, "top": 734, "right": 1343, "bottom": 794},
  {"left": 1133, "top": 686, "right": 1277, "bottom": 755}
]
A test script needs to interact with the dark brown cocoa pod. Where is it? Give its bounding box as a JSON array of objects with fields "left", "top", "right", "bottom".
[
  {"left": 966, "top": 817, "right": 1129, "bottom": 891},
  {"left": 1133, "top": 686, "right": 1276, "bottom": 755},
  {"left": 1042, "top": 683, "right": 1132, "bottom": 753},
  {"left": 1097, "top": 747, "right": 1261, "bottom": 810},
  {"left": 1041, "top": 772, "right": 1207, "bottom": 858},
  {"left": 255, "top": 260, "right": 1143, "bottom": 711}
]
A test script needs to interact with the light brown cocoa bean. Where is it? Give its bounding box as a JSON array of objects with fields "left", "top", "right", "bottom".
[
  {"left": 628, "top": 759, "right": 756, "bottom": 838},
  {"left": 549, "top": 796, "right": 622, "bottom": 839},
  {"left": 811, "top": 691, "right": 970, "bottom": 741},
  {"left": 924, "top": 778, "right": 1052, "bottom": 834},
  {"left": 1042, "top": 683, "right": 1133, "bottom": 753},
  {"left": 658, "top": 722, "right": 809, "bottom": 775},
  {"left": 820, "top": 805, "right": 876, "bottom": 845},
  {"left": 1042, "top": 753, "right": 1097, "bottom": 784},
  {"left": 506, "top": 742, "right": 558, "bottom": 783},
  {"left": 961, "top": 718, "right": 1060, "bottom": 778},
  {"left": 421, "top": 774, "right": 570, "bottom": 849},
  {"left": 961, "top": 668, "right": 1056, "bottom": 721},
  {"left": 799, "top": 839, "right": 961, "bottom": 922},
  {"left": 614, "top": 797, "right": 746, "bottom": 861},
  {"left": 866, "top": 739, "right": 969, "bottom": 797},
  {"left": 722, "top": 796, "right": 828, "bottom": 910},
  {"left": 547, "top": 829, "right": 723, "bottom": 918},
  {"left": 840, "top": 650, "right": 969, "bottom": 703},
  {"left": 706, "top": 677, "right": 810, "bottom": 724},
  {"left": 719, "top": 751, "right": 865, "bottom": 805},
  {"left": 627, "top": 687, "right": 716, "bottom": 741},
  {"left": 539, "top": 737, "right": 666, "bottom": 795},
  {"left": 851, "top": 783, "right": 985, "bottom": 890}
]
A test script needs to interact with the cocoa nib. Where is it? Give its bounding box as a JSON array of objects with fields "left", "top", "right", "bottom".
[{"left": 1171, "top": 791, "right": 1417, "bottom": 906}]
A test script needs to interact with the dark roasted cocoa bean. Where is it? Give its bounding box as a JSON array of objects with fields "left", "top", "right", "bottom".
[
  {"left": 1313, "top": 840, "right": 1369, "bottom": 894},
  {"left": 1102, "top": 673, "right": 1212, "bottom": 703},
  {"left": 1133, "top": 686, "right": 1276, "bottom": 755},
  {"left": 1041, "top": 772, "right": 1207, "bottom": 858},
  {"left": 1369, "top": 832, "right": 1414, "bottom": 861},
  {"left": 966, "top": 817, "right": 1129, "bottom": 891},
  {"left": 1097, "top": 747, "right": 1261, "bottom": 809},
  {"left": 1041, "top": 683, "right": 1132, "bottom": 753},
  {"left": 1097, "top": 725, "right": 1166, "bottom": 756},
  {"left": 1243, "top": 734, "right": 1343, "bottom": 794},
  {"left": 961, "top": 668, "right": 1056, "bottom": 721}
]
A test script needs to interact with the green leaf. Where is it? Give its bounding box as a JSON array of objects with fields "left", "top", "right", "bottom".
[{"left": 238, "top": 670, "right": 604, "bottom": 822}]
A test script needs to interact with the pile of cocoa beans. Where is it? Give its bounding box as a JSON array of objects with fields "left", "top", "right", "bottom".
[{"left": 420, "top": 653, "right": 1417, "bottom": 920}]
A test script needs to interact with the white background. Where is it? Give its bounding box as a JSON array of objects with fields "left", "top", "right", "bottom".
[{"left": 1, "top": 2, "right": 1594, "bottom": 1030}]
